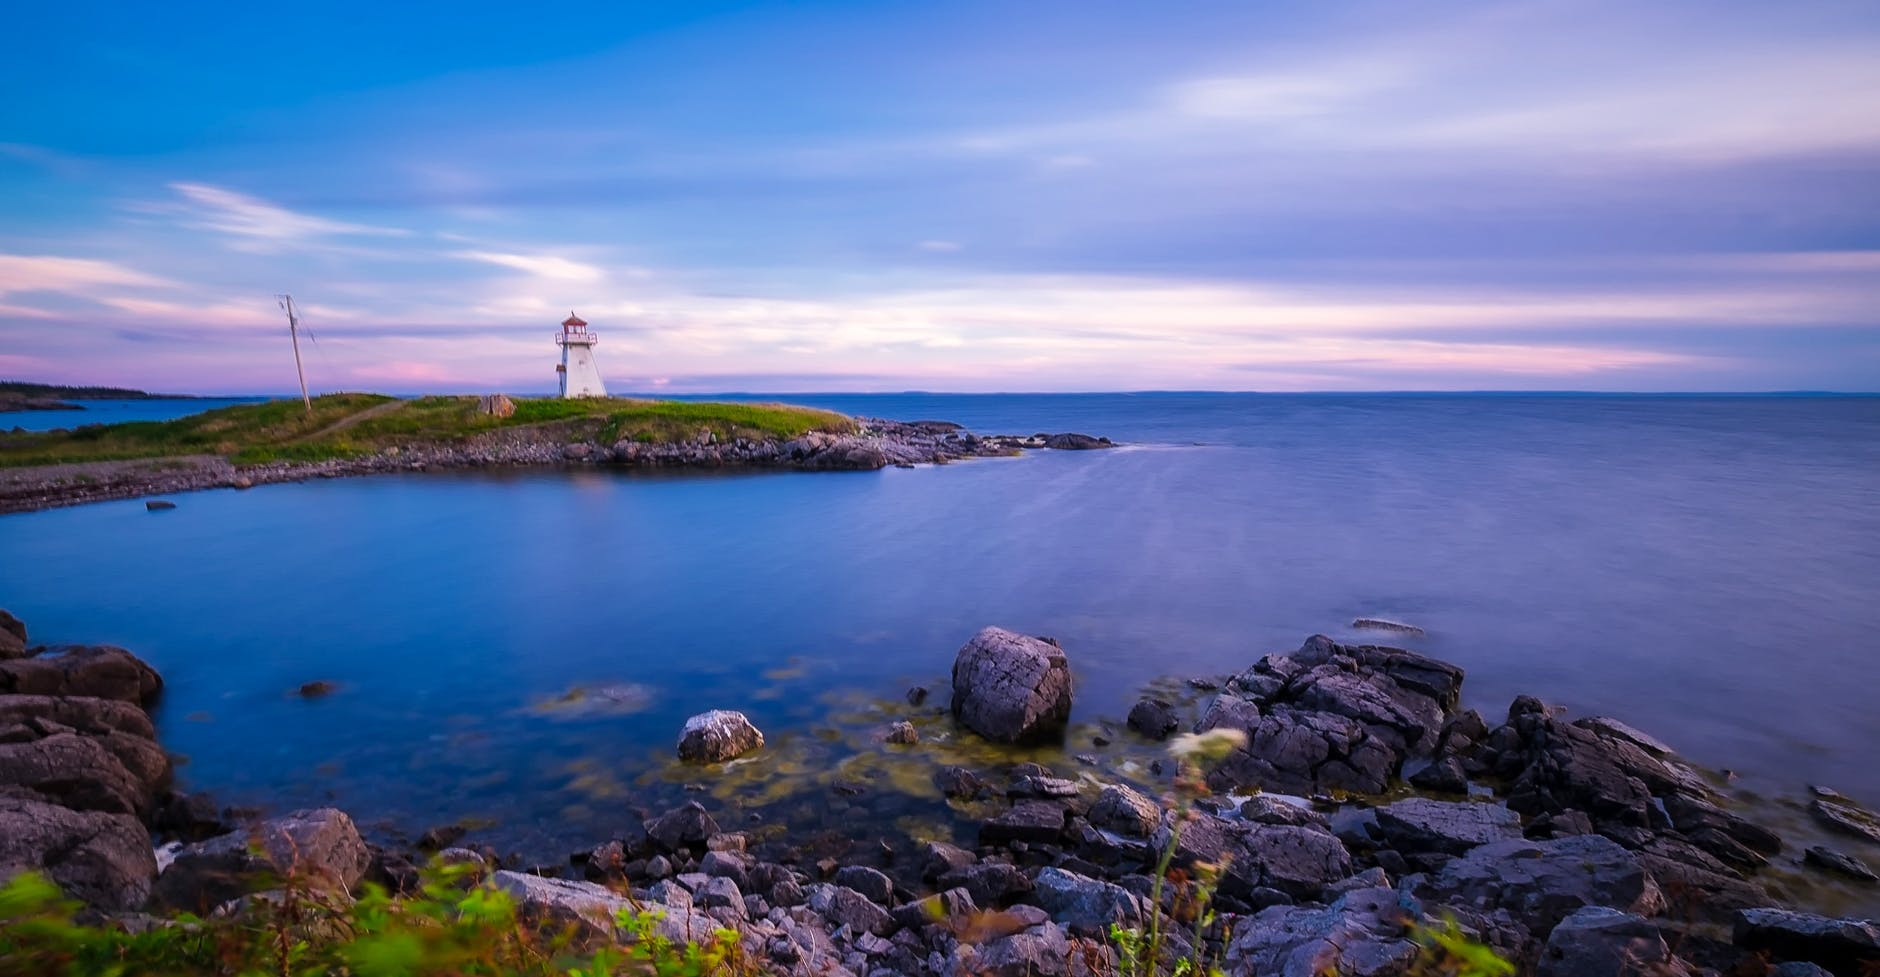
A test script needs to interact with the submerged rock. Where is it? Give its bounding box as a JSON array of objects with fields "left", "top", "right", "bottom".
[
  {"left": 1803, "top": 845, "right": 1877, "bottom": 883},
  {"left": 1126, "top": 697, "right": 1179, "bottom": 739},
  {"left": 950, "top": 627, "right": 1073, "bottom": 744},
  {"left": 1810, "top": 788, "right": 1880, "bottom": 846},
  {"left": 1351, "top": 618, "right": 1425, "bottom": 637},
  {"left": 677, "top": 709, "right": 764, "bottom": 763}
]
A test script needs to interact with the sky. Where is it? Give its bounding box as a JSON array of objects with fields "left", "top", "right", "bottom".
[{"left": 2, "top": 0, "right": 1878, "bottom": 394}]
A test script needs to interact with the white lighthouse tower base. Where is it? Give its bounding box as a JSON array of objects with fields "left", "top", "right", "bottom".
[{"left": 556, "top": 313, "right": 608, "bottom": 399}]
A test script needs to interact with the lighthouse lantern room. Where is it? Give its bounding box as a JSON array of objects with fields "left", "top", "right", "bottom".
[{"left": 555, "top": 312, "right": 608, "bottom": 399}]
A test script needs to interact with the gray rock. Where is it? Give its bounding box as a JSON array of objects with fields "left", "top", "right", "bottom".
[
  {"left": 832, "top": 865, "right": 894, "bottom": 905},
  {"left": 0, "top": 786, "right": 156, "bottom": 910},
  {"left": 1734, "top": 908, "right": 1879, "bottom": 977},
  {"left": 1374, "top": 798, "right": 1523, "bottom": 856},
  {"left": 1088, "top": 784, "right": 1160, "bottom": 837},
  {"left": 1030, "top": 867, "right": 1144, "bottom": 936},
  {"left": 1008, "top": 775, "right": 1080, "bottom": 800},
  {"left": 647, "top": 802, "right": 720, "bottom": 852},
  {"left": 1415, "top": 835, "right": 1664, "bottom": 936},
  {"left": 1126, "top": 698, "right": 1179, "bottom": 740},
  {"left": 921, "top": 840, "right": 977, "bottom": 880},
  {"left": 1537, "top": 906, "right": 1675, "bottom": 977},
  {"left": 676, "top": 709, "right": 764, "bottom": 763},
  {"left": 1225, "top": 886, "right": 1421, "bottom": 977},
  {"left": 934, "top": 765, "right": 989, "bottom": 799},
  {"left": 699, "top": 848, "right": 751, "bottom": 889},
  {"left": 1153, "top": 812, "right": 1352, "bottom": 899},
  {"left": 892, "top": 886, "right": 976, "bottom": 931},
  {"left": 1207, "top": 636, "right": 1464, "bottom": 797},
  {"left": 492, "top": 871, "right": 714, "bottom": 947},
  {"left": 0, "top": 645, "right": 163, "bottom": 704},
  {"left": 938, "top": 861, "right": 1032, "bottom": 907},
  {"left": 1351, "top": 618, "right": 1426, "bottom": 637},
  {"left": 981, "top": 801, "right": 1068, "bottom": 846},
  {"left": 1804, "top": 845, "right": 1877, "bottom": 883},
  {"left": 0, "top": 610, "right": 24, "bottom": 660},
  {"left": 1240, "top": 795, "right": 1330, "bottom": 829},
  {"left": 1811, "top": 792, "right": 1880, "bottom": 846},
  {"left": 152, "top": 808, "right": 370, "bottom": 912},
  {"left": 884, "top": 721, "right": 919, "bottom": 745},
  {"left": 1771, "top": 963, "right": 1836, "bottom": 977},
  {"left": 0, "top": 724, "right": 168, "bottom": 816},
  {"left": 1408, "top": 756, "right": 1470, "bottom": 794},
  {"left": 950, "top": 627, "right": 1074, "bottom": 744},
  {"left": 952, "top": 919, "right": 1075, "bottom": 977},
  {"left": 809, "top": 883, "right": 895, "bottom": 936},
  {"left": 1042, "top": 433, "right": 1111, "bottom": 450}
]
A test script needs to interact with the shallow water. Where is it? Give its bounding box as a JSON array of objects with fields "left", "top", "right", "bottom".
[{"left": 3, "top": 393, "right": 1878, "bottom": 906}]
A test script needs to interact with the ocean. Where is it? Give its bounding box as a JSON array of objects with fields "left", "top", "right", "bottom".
[{"left": 3, "top": 393, "right": 1877, "bottom": 905}]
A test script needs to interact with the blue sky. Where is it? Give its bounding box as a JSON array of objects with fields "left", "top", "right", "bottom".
[{"left": 2, "top": 0, "right": 1877, "bottom": 393}]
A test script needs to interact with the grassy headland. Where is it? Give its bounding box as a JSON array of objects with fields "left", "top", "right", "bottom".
[{"left": 0, "top": 394, "right": 856, "bottom": 468}]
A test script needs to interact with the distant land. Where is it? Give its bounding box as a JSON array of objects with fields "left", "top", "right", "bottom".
[{"left": 0, "top": 380, "right": 180, "bottom": 413}]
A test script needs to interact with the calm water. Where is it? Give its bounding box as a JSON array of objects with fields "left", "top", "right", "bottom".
[
  {"left": 3, "top": 398, "right": 262, "bottom": 431},
  {"left": 2, "top": 394, "right": 1878, "bottom": 897}
]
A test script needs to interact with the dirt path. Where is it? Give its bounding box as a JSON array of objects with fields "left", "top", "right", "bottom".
[{"left": 291, "top": 399, "right": 405, "bottom": 444}]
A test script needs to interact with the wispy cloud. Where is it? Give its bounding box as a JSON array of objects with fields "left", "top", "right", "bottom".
[
  {"left": 0, "top": 254, "right": 171, "bottom": 296},
  {"left": 164, "top": 182, "right": 411, "bottom": 246},
  {"left": 451, "top": 250, "right": 605, "bottom": 282}
]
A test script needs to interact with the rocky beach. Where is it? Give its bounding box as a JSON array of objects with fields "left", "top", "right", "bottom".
[
  {"left": 4, "top": 608, "right": 1876, "bottom": 977},
  {"left": 0, "top": 412, "right": 1114, "bottom": 515}
]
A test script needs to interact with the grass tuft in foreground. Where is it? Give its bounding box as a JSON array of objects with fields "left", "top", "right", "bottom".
[
  {"left": 0, "top": 394, "right": 856, "bottom": 468},
  {"left": 0, "top": 864, "right": 748, "bottom": 977}
]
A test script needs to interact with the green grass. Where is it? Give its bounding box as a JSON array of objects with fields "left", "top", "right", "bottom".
[{"left": 0, "top": 394, "right": 855, "bottom": 469}]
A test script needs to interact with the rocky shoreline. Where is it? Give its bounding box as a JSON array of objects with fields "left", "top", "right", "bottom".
[
  {"left": 0, "top": 417, "right": 1115, "bottom": 515},
  {"left": 4, "top": 610, "right": 1877, "bottom": 977}
]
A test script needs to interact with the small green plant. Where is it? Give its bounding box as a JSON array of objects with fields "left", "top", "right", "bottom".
[
  {"left": 1408, "top": 913, "right": 1516, "bottom": 977},
  {"left": 1111, "top": 727, "right": 1247, "bottom": 977},
  {"left": 0, "top": 862, "right": 747, "bottom": 977}
]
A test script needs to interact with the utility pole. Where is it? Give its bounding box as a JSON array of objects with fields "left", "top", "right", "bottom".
[{"left": 278, "top": 294, "right": 311, "bottom": 413}]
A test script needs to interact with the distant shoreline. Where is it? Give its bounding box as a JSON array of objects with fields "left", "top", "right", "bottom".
[{"left": 0, "top": 392, "right": 1113, "bottom": 514}]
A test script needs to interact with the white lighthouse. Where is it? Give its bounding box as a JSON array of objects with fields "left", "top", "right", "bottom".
[{"left": 555, "top": 312, "right": 608, "bottom": 399}]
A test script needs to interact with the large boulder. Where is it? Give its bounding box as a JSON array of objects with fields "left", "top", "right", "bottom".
[
  {"left": 1225, "top": 886, "right": 1422, "bottom": 977},
  {"left": 0, "top": 786, "right": 157, "bottom": 911},
  {"left": 1204, "top": 636, "right": 1463, "bottom": 796},
  {"left": 0, "top": 645, "right": 163, "bottom": 704},
  {"left": 1413, "top": 835, "right": 1664, "bottom": 937},
  {"left": 1497, "top": 699, "right": 1710, "bottom": 829},
  {"left": 676, "top": 710, "right": 764, "bottom": 763},
  {"left": 950, "top": 627, "right": 1074, "bottom": 744},
  {"left": 151, "top": 808, "right": 371, "bottom": 912}
]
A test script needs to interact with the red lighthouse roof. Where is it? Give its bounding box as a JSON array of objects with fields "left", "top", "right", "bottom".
[{"left": 561, "top": 312, "right": 588, "bottom": 328}]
